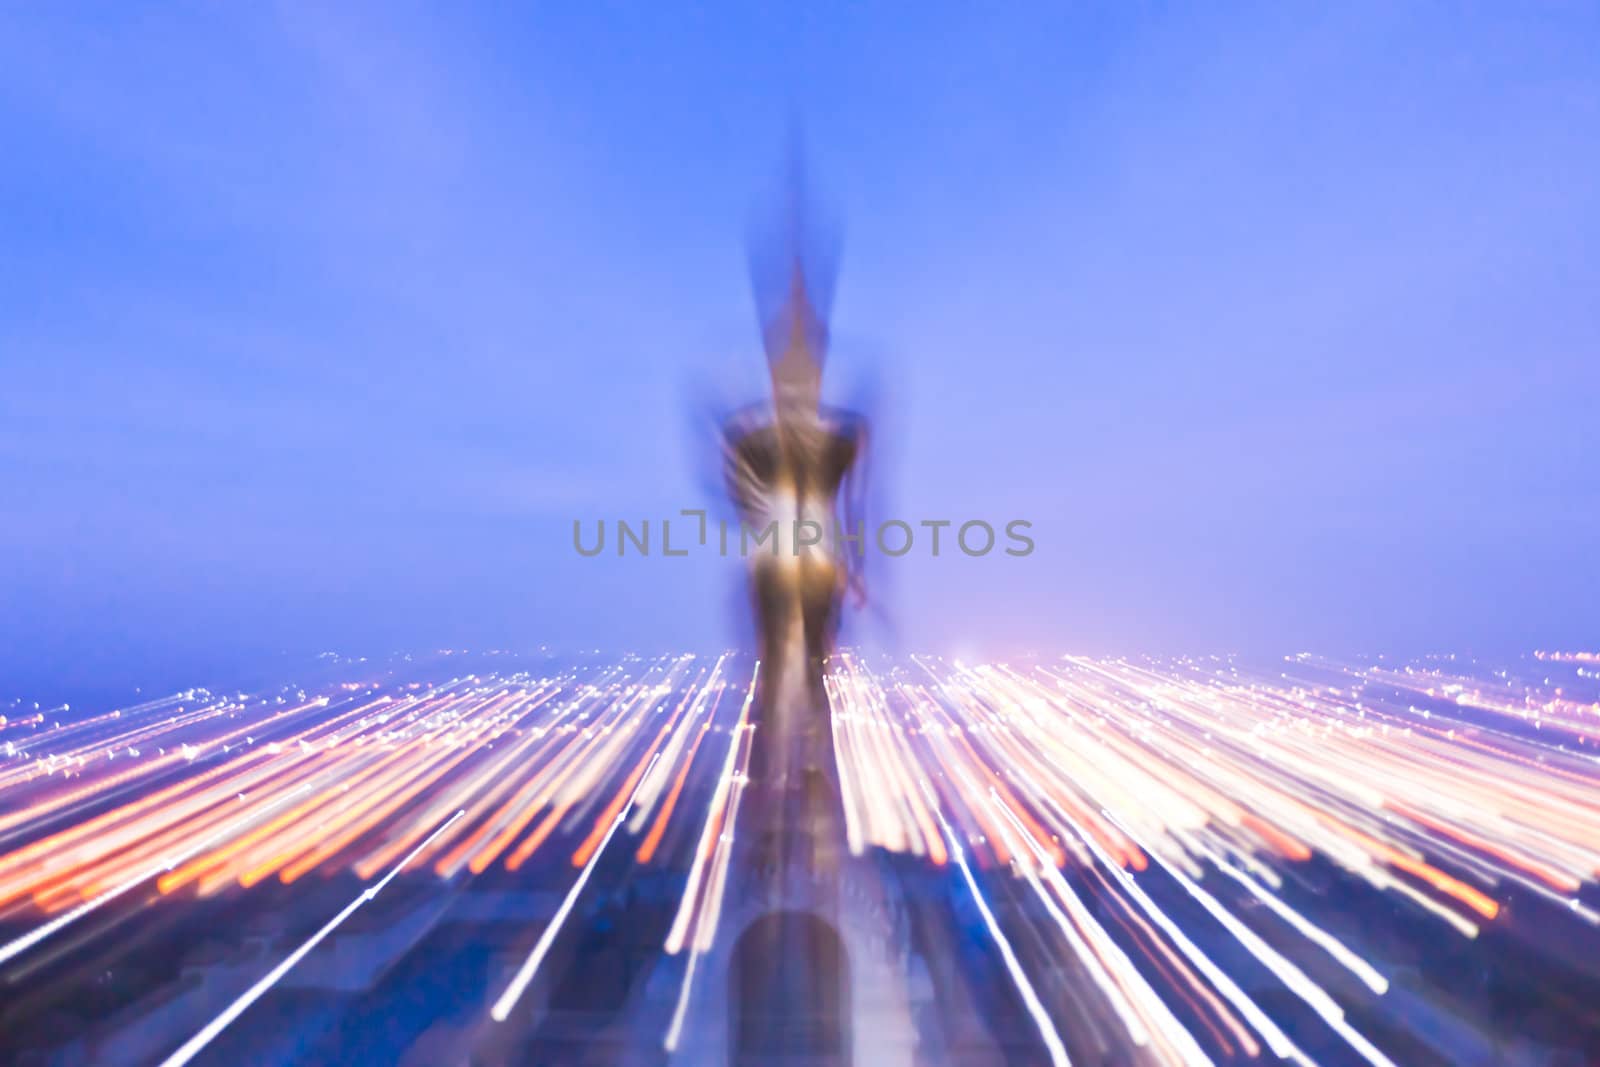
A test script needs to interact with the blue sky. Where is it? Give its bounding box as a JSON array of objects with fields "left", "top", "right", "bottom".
[{"left": 2, "top": 4, "right": 1597, "bottom": 697}]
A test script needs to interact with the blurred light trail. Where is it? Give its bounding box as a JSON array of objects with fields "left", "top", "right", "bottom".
[
  {"left": 157, "top": 809, "right": 464, "bottom": 1067},
  {"left": 491, "top": 753, "right": 661, "bottom": 1022},
  {"left": 0, "top": 784, "right": 311, "bottom": 967},
  {"left": 664, "top": 665, "right": 759, "bottom": 1053},
  {"left": 4, "top": 650, "right": 1600, "bottom": 1064},
  {"left": 933, "top": 781, "right": 1073, "bottom": 1067}
]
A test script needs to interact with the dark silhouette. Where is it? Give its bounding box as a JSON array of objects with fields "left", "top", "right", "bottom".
[
  {"left": 714, "top": 156, "right": 869, "bottom": 1062},
  {"left": 721, "top": 235, "right": 868, "bottom": 805}
]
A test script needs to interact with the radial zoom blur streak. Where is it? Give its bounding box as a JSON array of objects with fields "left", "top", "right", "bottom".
[{"left": 3, "top": 650, "right": 1600, "bottom": 1064}]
